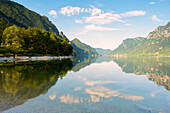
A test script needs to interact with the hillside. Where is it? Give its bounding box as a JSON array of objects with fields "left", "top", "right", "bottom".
[
  {"left": 0, "top": 0, "right": 73, "bottom": 57},
  {"left": 0, "top": 0, "right": 59, "bottom": 35},
  {"left": 71, "top": 38, "right": 98, "bottom": 56},
  {"left": 110, "top": 22, "right": 170, "bottom": 56},
  {"left": 95, "top": 48, "right": 112, "bottom": 55}
]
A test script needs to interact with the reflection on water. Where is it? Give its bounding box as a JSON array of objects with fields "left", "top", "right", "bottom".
[
  {"left": 112, "top": 57, "right": 170, "bottom": 90},
  {"left": 1, "top": 56, "right": 170, "bottom": 113},
  {"left": 72, "top": 56, "right": 98, "bottom": 72},
  {"left": 0, "top": 59, "right": 72, "bottom": 112}
]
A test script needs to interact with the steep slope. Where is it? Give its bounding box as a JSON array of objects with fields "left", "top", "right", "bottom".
[
  {"left": 95, "top": 48, "right": 112, "bottom": 55},
  {"left": 71, "top": 38, "right": 98, "bottom": 56},
  {"left": 0, "top": 0, "right": 59, "bottom": 35},
  {"left": 59, "top": 31, "right": 70, "bottom": 41},
  {"left": 110, "top": 22, "right": 170, "bottom": 56}
]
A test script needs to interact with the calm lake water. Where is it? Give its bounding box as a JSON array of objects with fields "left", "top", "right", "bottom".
[{"left": 0, "top": 56, "right": 170, "bottom": 113}]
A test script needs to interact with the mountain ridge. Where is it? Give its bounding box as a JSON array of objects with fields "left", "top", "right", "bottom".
[
  {"left": 71, "top": 38, "right": 98, "bottom": 56},
  {"left": 110, "top": 22, "right": 170, "bottom": 56}
]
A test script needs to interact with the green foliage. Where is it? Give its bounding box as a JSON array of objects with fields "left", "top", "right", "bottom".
[
  {"left": 113, "top": 57, "right": 170, "bottom": 90},
  {"left": 71, "top": 38, "right": 98, "bottom": 56},
  {"left": 110, "top": 22, "right": 170, "bottom": 56},
  {"left": 0, "top": 59, "right": 73, "bottom": 111},
  {"left": 0, "top": 0, "right": 59, "bottom": 35},
  {"left": 1, "top": 25, "right": 73, "bottom": 57},
  {"left": 0, "top": 17, "right": 8, "bottom": 43},
  {"left": 2, "top": 25, "right": 24, "bottom": 57},
  {"left": 72, "top": 56, "right": 98, "bottom": 72}
]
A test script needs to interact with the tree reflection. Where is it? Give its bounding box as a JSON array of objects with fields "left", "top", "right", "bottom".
[
  {"left": 0, "top": 59, "right": 72, "bottom": 112},
  {"left": 112, "top": 57, "right": 170, "bottom": 91}
]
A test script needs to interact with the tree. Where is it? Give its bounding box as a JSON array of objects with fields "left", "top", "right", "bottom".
[
  {"left": 2, "top": 25, "right": 25, "bottom": 58},
  {"left": 0, "top": 18, "right": 8, "bottom": 44}
]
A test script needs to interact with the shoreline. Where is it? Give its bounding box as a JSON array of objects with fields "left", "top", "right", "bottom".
[{"left": 0, "top": 56, "right": 73, "bottom": 63}]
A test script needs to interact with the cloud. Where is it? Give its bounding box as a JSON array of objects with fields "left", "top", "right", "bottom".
[
  {"left": 48, "top": 10, "right": 57, "bottom": 18},
  {"left": 125, "top": 23, "right": 131, "bottom": 26},
  {"left": 90, "top": 5, "right": 102, "bottom": 16},
  {"left": 76, "top": 24, "right": 121, "bottom": 36},
  {"left": 93, "top": 1, "right": 103, "bottom": 7},
  {"left": 85, "top": 10, "right": 146, "bottom": 25},
  {"left": 58, "top": 6, "right": 146, "bottom": 26},
  {"left": 84, "top": 24, "right": 121, "bottom": 31},
  {"left": 59, "top": 6, "right": 82, "bottom": 16},
  {"left": 149, "top": 2, "right": 156, "bottom": 4},
  {"left": 121, "top": 10, "right": 146, "bottom": 17},
  {"left": 119, "top": 94, "right": 144, "bottom": 101},
  {"left": 75, "top": 19, "right": 84, "bottom": 24},
  {"left": 85, "top": 12, "right": 123, "bottom": 24},
  {"left": 59, "top": 5, "right": 102, "bottom": 16},
  {"left": 152, "top": 15, "right": 165, "bottom": 22},
  {"left": 49, "top": 92, "right": 56, "bottom": 100}
]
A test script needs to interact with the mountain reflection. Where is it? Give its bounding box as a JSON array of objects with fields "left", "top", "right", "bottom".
[
  {"left": 112, "top": 57, "right": 170, "bottom": 91},
  {"left": 72, "top": 56, "right": 98, "bottom": 72},
  {"left": 0, "top": 59, "right": 72, "bottom": 112}
]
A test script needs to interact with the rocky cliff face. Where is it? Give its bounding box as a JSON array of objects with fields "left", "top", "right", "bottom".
[{"left": 147, "top": 22, "right": 170, "bottom": 39}]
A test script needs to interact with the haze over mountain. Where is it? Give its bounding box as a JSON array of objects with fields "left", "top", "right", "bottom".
[
  {"left": 95, "top": 48, "right": 112, "bottom": 55},
  {"left": 110, "top": 22, "right": 170, "bottom": 56}
]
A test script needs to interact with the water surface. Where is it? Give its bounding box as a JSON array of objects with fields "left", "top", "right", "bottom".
[{"left": 0, "top": 56, "right": 170, "bottom": 113}]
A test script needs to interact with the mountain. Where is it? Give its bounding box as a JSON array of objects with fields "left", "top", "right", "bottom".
[
  {"left": 95, "top": 48, "right": 112, "bottom": 55},
  {"left": 59, "top": 31, "right": 70, "bottom": 41},
  {"left": 71, "top": 38, "right": 98, "bottom": 56},
  {"left": 110, "top": 22, "right": 170, "bottom": 56},
  {"left": 0, "top": 0, "right": 59, "bottom": 35}
]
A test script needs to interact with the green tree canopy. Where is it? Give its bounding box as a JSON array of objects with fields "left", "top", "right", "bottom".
[{"left": 2, "top": 25, "right": 25, "bottom": 58}]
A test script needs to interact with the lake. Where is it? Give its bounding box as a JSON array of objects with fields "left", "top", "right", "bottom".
[{"left": 0, "top": 56, "right": 170, "bottom": 113}]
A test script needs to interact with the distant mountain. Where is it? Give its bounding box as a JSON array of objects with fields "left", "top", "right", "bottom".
[
  {"left": 95, "top": 48, "right": 112, "bottom": 55},
  {"left": 0, "top": 0, "right": 59, "bottom": 35},
  {"left": 71, "top": 38, "right": 98, "bottom": 56},
  {"left": 110, "top": 22, "right": 170, "bottom": 56}
]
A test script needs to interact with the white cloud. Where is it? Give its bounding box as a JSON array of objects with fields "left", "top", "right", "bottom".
[
  {"left": 90, "top": 5, "right": 102, "bottom": 16},
  {"left": 58, "top": 6, "right": 146, "bottom": 26},
  {"left": 152, "top": 15, "right": 165, "bottom": 22},
  {"left": 84, "top": 24, "right": 121, "bottom": 31},
  {"left": 48, "top": 10, "right": 57, "bottom": 18},
  {"left": 149, "top": 2, "right": 156, "bottom": 4},
  {"left": 85, "top": 12, "right": 123, "bottom": 24},
  {"left": 59, "top": 5, "right": 102, "bottom": 16},
  {"left": 121, "top": 10, "right": 146, "bottom": 17},
  {"left": 59, "top": 6, "right": 81, "bottom": 16},
  {"left": 76, "top": 24, "right": 120, "bottom": 36},
  {"left": 75, "top": 19, "right": 84, "bottom": 24}
]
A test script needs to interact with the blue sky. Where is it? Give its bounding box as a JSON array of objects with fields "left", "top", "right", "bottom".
[{"left": 12, "top": 0, "right": 170, "bottom": 50}]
